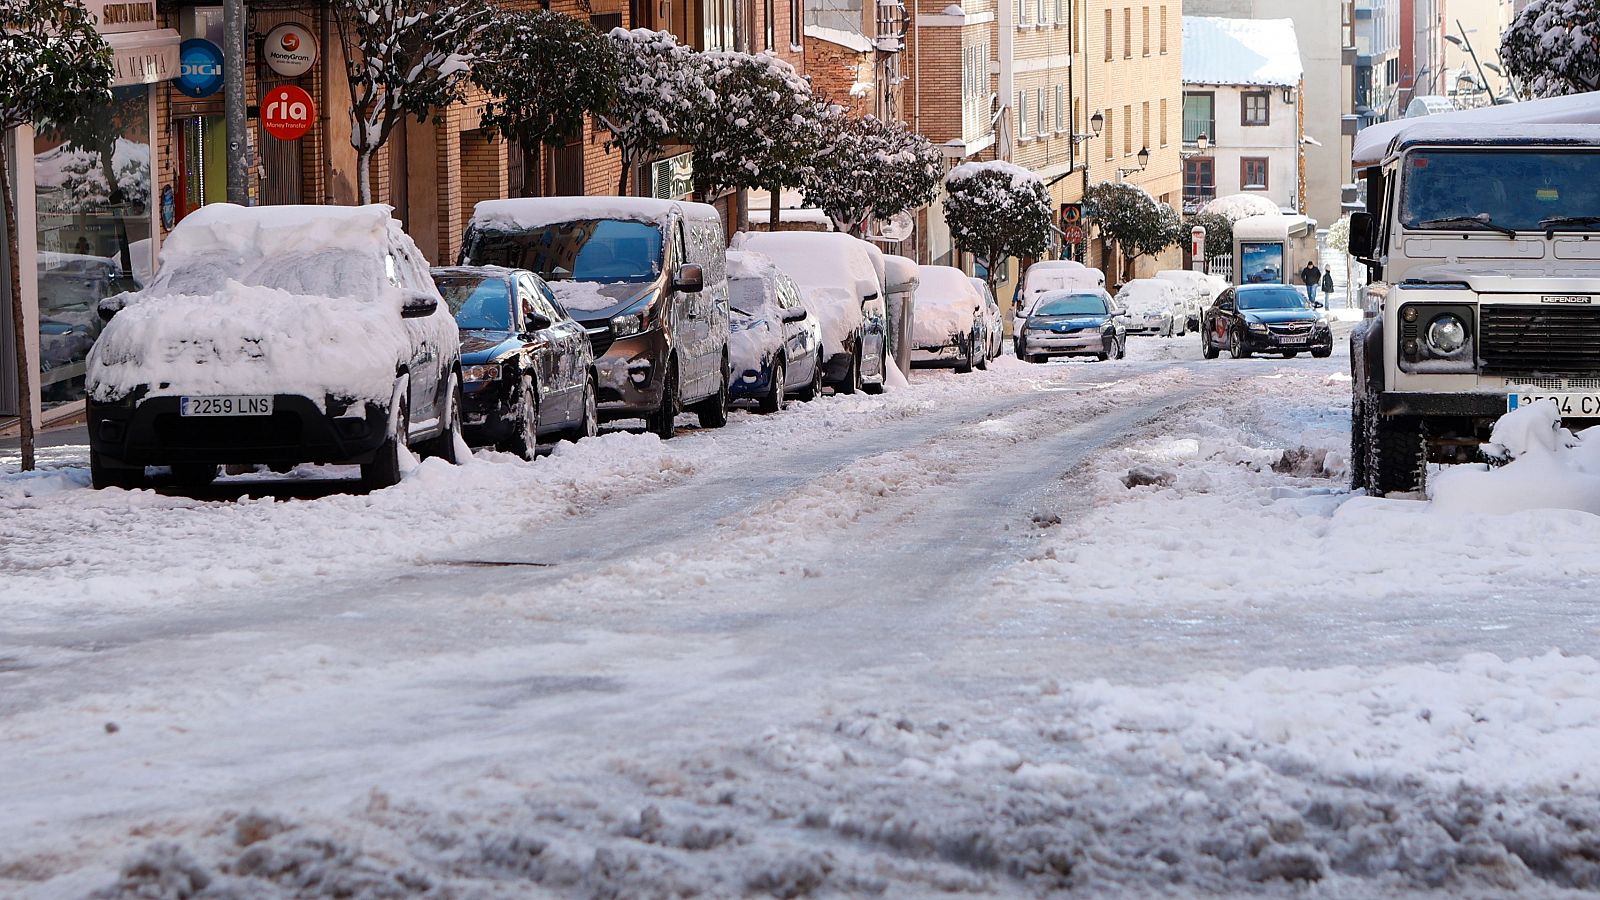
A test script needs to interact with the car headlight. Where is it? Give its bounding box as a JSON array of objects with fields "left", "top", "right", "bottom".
[
  {"left": 1426, "top": 314, "right": 1467, "bottom": 355},
  {"left": 612, "top": 313, "right": 644, "bottom": 337},
  {"left": 463, "top": 363, "right": 502, "bottom": 383},
  {"left": 1247, "top": 321, "right": 1269, "bottom": 333}
]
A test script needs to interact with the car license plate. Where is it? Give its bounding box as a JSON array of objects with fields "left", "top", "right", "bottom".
[
  {"left": 1507, "top": 392, "right": 1600, "bottom": 416},
  {"left": 180, "top": 395, "right": 273, "bottom": 417},
  {"left": 1279, "top": 334, "right": 1308, "bottom": 344}
]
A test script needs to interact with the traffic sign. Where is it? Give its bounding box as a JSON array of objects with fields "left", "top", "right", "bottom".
[
  {"left": 1063, "top": 224, "right": 1084, "bottom": 245},
  {"left": 1060, "top": 203, "right": 1083, "bottom": 226},
  {"left": 261, "top": 86, "right": 315, "bottom": 141}
]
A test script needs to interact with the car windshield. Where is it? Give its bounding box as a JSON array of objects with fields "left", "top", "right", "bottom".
[
  {"left": 155, "top": 250, "right": 381, "bottom": 300},
  {"left": 728, "top": 276, "right": 771, "bottom": 317},
  {"left": 1033, "top": 294, "right": 1108, "bottom": 316},
  {"left": 1236, "top": 288, "right": 1309, "bottom": 311},
  {"left": 1401, "top": 149, "right": 1600, "bottom": 232},
  {"left": 464, "top": 219, "right": 663, "bottom": 284},
  {"left": 434, "top": 274, "right": 513, "bottom": 331}
]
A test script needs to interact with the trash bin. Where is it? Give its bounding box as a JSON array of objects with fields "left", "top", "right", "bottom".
[{"left": 882, "top": 254, "right": 920, "bottom": 378}]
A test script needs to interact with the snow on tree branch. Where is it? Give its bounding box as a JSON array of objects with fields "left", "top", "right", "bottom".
[
  {"left": 943, "top": 162, "right": 1052, "bottom": 295},
  {"left": 1084, "top": 181, "right": 1182, "bottom": 264},
  {"left": 801, "top": 114, "right": 942, "bottom": 236},
  {"left": 471, "top": 9, "right": 618, "bottom": 156},
  {"left": 0, "top": 0, "right": 113, "bottom": 133},
  {"left": 686, "top": 51, "right": 822, "bottom": 201},
  {"left": 1501, "top": 0, "right": 1600, "bottom": 98},
  {"left": 600, "top": 28, "right": 705, "bottom": 195}
]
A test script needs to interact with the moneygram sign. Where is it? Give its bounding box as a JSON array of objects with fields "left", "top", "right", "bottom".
[
  {"left": 263, "top": 23, "right": 318, "bottom": 78},
  {"left": 175, "top": 39, "right": 224, "bottom": 98}
]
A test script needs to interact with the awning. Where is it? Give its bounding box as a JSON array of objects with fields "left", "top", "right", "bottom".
[{"left": 106, "top": 28, "right": 182, "bottom": 87}]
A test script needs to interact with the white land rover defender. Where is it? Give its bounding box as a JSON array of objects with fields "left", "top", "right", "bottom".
[{"left": 1348, "top": 120, "right": 1600, "bottom": 495}]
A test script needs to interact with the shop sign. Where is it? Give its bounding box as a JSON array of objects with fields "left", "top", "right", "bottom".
[
  {"left": 175, "top": 39, "right": 224, "bottom": 98},
  {"left": 86, "top": 0, "right": 158, "bottom": 33},
  {"left": 261, "top": 85, "right": 316, "bottom": 141},
  {"left": 263, "top": 23, "right": 318, "bottom": 78}
]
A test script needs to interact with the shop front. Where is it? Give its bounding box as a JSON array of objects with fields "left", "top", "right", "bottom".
[{"left": 1, "top": 1, "right": 179, "bottom": 425}]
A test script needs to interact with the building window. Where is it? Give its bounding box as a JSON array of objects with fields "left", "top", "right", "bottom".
[
  {"left": 1037, "top": 0, "right": 1049, "bottom": 27},
  {"left": 1123, "top": 8, "right": 1131, "bottom": 58},
  {"left": 790, "top": 0, "right": 801, "bottom": 46},
  {"left": 1055, "top": 0, "right": 1065, "bottom": 26},
  {"left": 1104, "top": 9, "right": 1112, "bottom": 60},
  {"left": 1104, "top": 109, "right": 1114, "bottom": 159},
  {"left": 1019, "top": 0, "right": 1031, "bottom": 27},
  {"left": 764, "top": 0, "right": 775, "bottom": 49},
  {"left": 1123, "top": 103, "right": 1132, "bottom": 154},
  {"left": 1037, "top": 87, "right": 1047, "bottom": 135},
  {"left": 1017, "top": 90, "right": 1029, "bottom": 137},
  {"left": 1056, "top": 85, "right": 1065, "bottom": 131},
  {"left": 1142, "top": 6, "right": 1150, "bottom": 56},
  {"left": 1242, "top": 91, "right": 1270, "bottom": 126},
  {"left": 1183, "top": 91, "right": 1214, "bottom": 143},
  {"left": 1159, "top": 97, "right": 1168, "bottom": 145},
  {"left": 1184, "top": 156, "right": 1215, "bottom": 206},
  {"left": 1242, "top": 157, "right": 1269, "bottom": 190},
  {"left": 1159, "top": 5, "right": 1167, "bottom": 53}
]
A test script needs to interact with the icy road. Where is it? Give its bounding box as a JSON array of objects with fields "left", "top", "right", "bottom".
[{"left": 4, "top": 335, "right": 1600, "bottom": 898}]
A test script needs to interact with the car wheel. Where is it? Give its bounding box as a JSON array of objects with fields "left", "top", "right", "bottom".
[
  {"left": 1028, "top": 354, "right": 1047, "bottom": 364},
  {"left": 1368, "top": 413, "right": 1427, "bottom": 496},
  {"left": 570, "top": 374, "right": 599, "bottom": 441},
  {"left": 1350, "top": 392, "right": 1370, "bottom": 491},
  {"left": 1229, "top": 329, "right": 1251, "bottom": 359},
  {"left": 1312, "top": 347, "right": 1333, "bottom": 359},
  {"left": 90, "top": 450, "right": 146, "bottom": 490},
  {"left": 1115, "top": 337, "right": 1127, "bottom": 360},
  {"left": 361, "top": 400, "right": 409, "bottom": 490},
  {"left": 502, "top": 372, "right": 540, "bottom": 459},
  {"left": 759, "top": 357, "right": 786, "bottom": 413},
  {"left": 693, "top": 352, "right": 731, "bottom": 427},
  {"left": 797, "top": 351, "right": 824, "bottom": 401},
  {"left": 838, "top": 344, "right": 861, "bottom": 394},
  {"left": 169, "top": 462, "right": 219, "bottom": 487},
  {"left": 975, "top": 338, "right": 989, "bottom": 370},
  {"left": 1200, "top": 324, "right": 1219, "bottom": 359},
  {"left": 415, "top": 374, "right": 464, "bottom": 464},
  {"left": 646, "top": 356, "right": 680, "bottom": 439},
  {"left": 955, "top": 338, "right": 973, "bottom": 374}
]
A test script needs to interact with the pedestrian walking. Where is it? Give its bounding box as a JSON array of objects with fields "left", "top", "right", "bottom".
[
  {"left": 1321, "top": 269, "right": 1335, "bottom": 305},
  {"left": 1301, "top": 261, "right": 1323, "bottom": 304}
]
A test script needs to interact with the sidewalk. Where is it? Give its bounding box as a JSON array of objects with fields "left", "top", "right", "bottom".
[{"left": 0, "top": 423, "right": 89, "bottom": 454}]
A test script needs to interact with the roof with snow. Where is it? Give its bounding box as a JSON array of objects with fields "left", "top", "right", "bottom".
[
  {"left": 804, "top": 24, "right": 873, "bottom": 53},
  {"left": 1352, "top": 91, "right": 1600, "bottom": 167},
  {"left": 1182, "top": 17, "right": 1303, "bottom": 88}
]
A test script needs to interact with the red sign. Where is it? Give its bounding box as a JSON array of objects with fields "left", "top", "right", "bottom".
[
  {"left": 261, "top": 85, "right": 315, "bottom": 141},
  {"left": 1063, "top": 224, "right": 1084, "bottom": 246}
]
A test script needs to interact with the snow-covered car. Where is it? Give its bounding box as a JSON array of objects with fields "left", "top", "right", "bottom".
[
  {"left": 970, "top": 276, "right": 1004, "bottom": 360},
  {"left": 431, "top": 267, "right": 598, "bottom": 458},
  {"left": 725, "top": 250, "right": 824, "bottom": 412},
  {"left": 1114, "top": 279, "right": 1187, "bottom": 336},
  {"left": 1014, "top": 260, "right": 1107, "bottom": 352},
  {"left": 911, "top": 265, "right": 988, "bottom": 372},
  {"left": 462, "top": 197, "right": 731, "bottom": 439},
  {"left": 1016, "top": 289, "right": 1126, "bottom": 363},
  {"left": 732, "top": 231, "right": 889, "bottom": 395},
  {"left": 1153, "top": 269, "right": 1228, "bottom": 334},
  {"left": 85, "top": 203, "right": 464, "bottom": 491}
]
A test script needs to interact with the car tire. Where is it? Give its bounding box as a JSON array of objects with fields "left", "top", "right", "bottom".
[
  {"left": 838, "top": 345, "right": 861, "bottom": 394},
  {"left": 759, "top": 357, "right": 786, "bottom": 413},
  {"left": 1028, "top": 354, "right": 1047, "bottom": 364},
  {"left": 1282, "top": 351, "right": 1299, "bottom": 358},
  {"left": 646, "top": 356, "right": 680, "bottom": 439},
  {"left": 1229, "top": 329, "right": 1251, "bottom": 359},
  {"left": 955, "top": 338, "right": 973, "bottom": 374},
  {"left": 170, "top": 462, "right": 219, "bottom": 487},
  {"left": 567, "top": 373, "right": 599, "bottom": 441},
  {"left": 797, "top": 351, "right": 824, "bottom": 401},
  {"left": 1115, "top": 337, "right": 1127, "bottom": 360},
  {"left": 415, "top": 374, "right": 464, "bottom": 464},
  {"left": 975, "top": 330, "right": 989, "bottom": 370},
  {"left": 1367, "top": 413, "right": 1427, "bottom": 496},
  {"left": 90, "top": 450, "right": 146, "bottom": 490},
  {"left": 1201, "top": 328, "right": 1220, "bottom": 359},
  {"left": 1350, "top": 393, "right": 1370, "bottom": 491},
  {"left": 1312, "top": 347, "right": 1333, "bottom": 359},
  {"left": 361, "top": 401, "right": 409, "bottom": 490},
  {"left": 693, "top": 352, "right": 731, "bottom": 427},
  {"left": 502, "top": 372, "right": 541, "bottom": 460}
]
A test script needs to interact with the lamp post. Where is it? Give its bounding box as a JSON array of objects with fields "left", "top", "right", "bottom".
[{"left": 1116, "top": 146, "right": 1150, "bottom": 183}]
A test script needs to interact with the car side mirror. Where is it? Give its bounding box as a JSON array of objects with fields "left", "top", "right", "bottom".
[
  {"left": 401, "top": 290, "right": 439, "bottom": 319},
  {"left": 673, "top": 263, "right": 704, "bottom": 294},
  {"left": 1348, "top": 212, "right": 1376, "bottom": 259},
  {"left": 526, "top": 313, "right": 552, "bottom": 331},
  {"left": 97, "top": 297, "right": 125, "bottom": 322},
  {"left": 782, "top": 307, "right": 808, "bottom": 323}
]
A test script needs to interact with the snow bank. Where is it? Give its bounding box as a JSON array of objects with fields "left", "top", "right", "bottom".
[
  {"left": 1430, "top": 401, "right": 1600, "bottom": 515},
  {"left": 911, "top": 265, "right": 980, "bottom": 345},
  {"left": 88, "top": 284, "right": 414, "bottom": 406}
]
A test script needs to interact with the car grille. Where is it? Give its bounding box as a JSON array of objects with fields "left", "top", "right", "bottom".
[
  {"left": 1267, "top": 322, "right": 1313, "bottom": 334},
  {"left": 585, "top": 326, "right": 614, "bottom": 358},
  {"left": 151, "top": 411, "right": 305, "bottom": 449},
  {"left": 1479, "top": 305, "right": 1600, "bottom": 373}
]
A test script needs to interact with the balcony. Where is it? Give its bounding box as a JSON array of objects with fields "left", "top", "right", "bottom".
[{"left": 1183, "top": 115, "right": 1214, "bottom": 145}]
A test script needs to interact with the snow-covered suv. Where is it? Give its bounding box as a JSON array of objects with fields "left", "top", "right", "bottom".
[{"left": 85, "top": 204, "right": 464, "bottom": 491}]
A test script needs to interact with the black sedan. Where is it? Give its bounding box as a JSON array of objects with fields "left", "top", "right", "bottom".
[
  {"left": 431, "top": 267, "right": 598, "bottom": 458},
  {"left": 1200, "top": 284, "right": 1334, "bottom": 360}
]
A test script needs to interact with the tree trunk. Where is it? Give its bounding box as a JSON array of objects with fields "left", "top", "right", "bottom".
[
  {"left": 357, "top": 147, "right": 373, "bottom": 205},
  {"left": 769, "top": 184, "right": 780, "bottom": 229},
  {"left": 0, "top": 139, "right": 37, "bottom": 471},
  {"left": 617, "top": 154, "right": 631, "bottom": 196}
]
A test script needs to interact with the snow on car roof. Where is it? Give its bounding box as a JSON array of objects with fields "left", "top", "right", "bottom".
[
  {"left": 914, "top": 265, "right": 981, "bottom": 309},
  {"left": 732, "top": 231, "right": 881, "bottom": 297},
  {"left": 160, "top": 203, "right": 395, "bottom": 263},
  {"left": 1182, "top": 17, "right": 1302, "bottom": 88},
  {"left": 882, "top": 254, "right": 920, "bottom": 291},
  {"left": 725, "top": 249, "right": 781, "bottom": 282},
  {"left": 1352, "top": 91, "right": 1600, "bottom": 167},
  {"left": 470, "top": 196, "right": 722, "bottom": 232}
]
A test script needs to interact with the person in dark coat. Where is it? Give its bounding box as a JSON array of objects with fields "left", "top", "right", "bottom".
[
  {"left": 1321, "top": 269, "right": 1335, "bottom": 304},
  {"left": 1301, "top": 261, "right": 1323, "bottom": 303}
]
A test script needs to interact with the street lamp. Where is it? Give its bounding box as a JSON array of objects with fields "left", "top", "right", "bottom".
[
  {"left": 1070, "top": 110, "right": 1106, "bottom": 146},
  {"left": 1117, "top": 146, "right": 1150, "bottom": 182}
]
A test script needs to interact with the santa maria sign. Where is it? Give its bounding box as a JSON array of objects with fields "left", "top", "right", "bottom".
[
  {"left": 263, "top": 23, "right": 317, "bottom": 77},
  {"left": 262, "top": 85, "right": 315, "bottom": 140}
]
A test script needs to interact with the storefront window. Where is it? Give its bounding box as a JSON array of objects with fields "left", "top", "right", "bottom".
[{"left": 33, "top": 85, "right": 152, "bottom": 407}]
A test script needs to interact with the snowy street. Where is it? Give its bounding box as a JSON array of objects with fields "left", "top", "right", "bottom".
[{"left": 5, "top": 333, "right": 1600, "bottom": 897}]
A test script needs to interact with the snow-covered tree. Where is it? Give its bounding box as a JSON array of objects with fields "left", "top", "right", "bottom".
[
  {"left": 943, "top": 161, "right": 1053, "bottom": 298},
  {"left": 801, "top": 113, "right": 943, "bottom": 236},
  {"left": 1327, "top": 215, "right": 1351, "bottom": 254},
  {"left": 687, "top": 51, "right": 822, "bottom": 206},
  {"left": 0, "top": 0, "right": 113, "bottom": 471},
  {"left": 1184, "top": 211, "right": 1233, "bottom": 260},
  {"left": 1501, "top": 0, "right": 1600, "bottom": 98},
  {"left": 333, "top": 0, "right": 490, "bottom": 203},
  {"left": 1084, "top": 181, "right": 1183, "bottom": 269},
  {"left": 471, "top": 10, "right": 617, "bottom": 162},
  {"left": 600, "top": 28, "right": 704, "bottom": 196}
]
